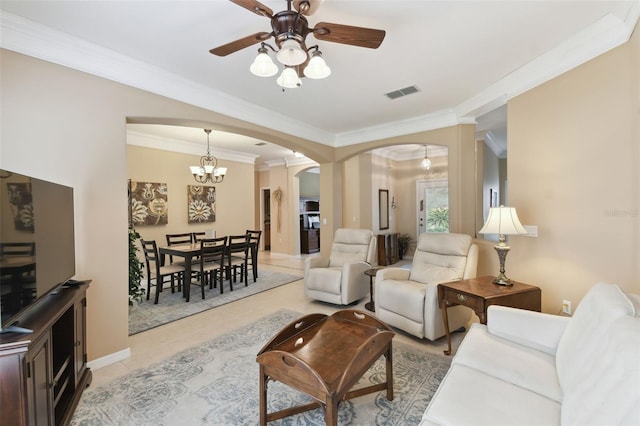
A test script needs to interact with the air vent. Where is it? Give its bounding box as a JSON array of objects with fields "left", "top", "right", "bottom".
[
  {"left": 385, "top": 85, "right": 420, "bottom": 100},
  {"left": 255, "top": 142, "right": 267, "bottom": 146}
]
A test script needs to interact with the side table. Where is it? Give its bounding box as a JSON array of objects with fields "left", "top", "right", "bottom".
[
  {"left": 364, "top": 267, "right": 384, "bottom": 312},
  {"left": 438, "top": 276, "right": 541, "bottom": 355}
]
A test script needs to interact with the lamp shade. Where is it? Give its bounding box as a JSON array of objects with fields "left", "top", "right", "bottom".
[
  {"left": 303, "top": 53, "right": 331, "bottom": 79},
  {"left": 479, "top": 206, "right": 527, "bottom": 235},
  {"left": 276, "top": 39, "right": 307, "bottom": 66},
  {"left": 276, "top": 67, "right": 301, "bottom": 88},
  {"left": 249, "top": 51, "right": 278, "bottom": 77}
]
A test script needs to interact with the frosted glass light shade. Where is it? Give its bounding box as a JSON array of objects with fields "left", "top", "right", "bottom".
[
  {"left": 214, "top": 167, "right": 227, "bottom": 177},
  {"left": 276, "top": 67, "right": 301, "bottom": 88},
  {"left": 190, "top": 166, "right": 203, "bottom": 176},
  {"left": 276, "top": 39, "right": 307, "bottom": 66},
  {"left": 249, "top": 52, "right": 278, "bottom": 77},
  {"left": 303, "top": 53, "right": 331, "bottom": 79}
]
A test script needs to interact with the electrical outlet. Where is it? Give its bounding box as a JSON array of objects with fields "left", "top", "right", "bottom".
[{"left": 562, "top": 300, "right": 572, "bottom": 315}]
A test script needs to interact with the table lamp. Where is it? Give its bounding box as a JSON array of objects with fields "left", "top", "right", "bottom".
[{"left": 479, "top": 206, "right": 528, "bottom": 285}]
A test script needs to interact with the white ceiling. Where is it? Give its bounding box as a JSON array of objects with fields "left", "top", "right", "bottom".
[{"left": 1, "top": 1, "right": 638, "bottom": 166}]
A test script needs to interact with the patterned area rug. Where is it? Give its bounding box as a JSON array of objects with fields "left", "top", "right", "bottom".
[
  {"left": 74, "top": 310, "right": 451, "bottom": 425},
  {"left": 129, "top": 271, "right": 302, "bottom": 335}
]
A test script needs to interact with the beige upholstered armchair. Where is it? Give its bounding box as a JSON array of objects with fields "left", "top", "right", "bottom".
[
  {"left": 374, "top": 233, "right": 478, "bottom": 340},
  {"left": 304, "top": 228, "right": 376, "bottom": 305}
]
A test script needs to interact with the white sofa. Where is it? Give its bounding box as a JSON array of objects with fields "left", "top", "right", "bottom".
[
  {"left": 375, "top": 233, "right": 478, "bottom": 340},
  {"left": 304, "top": 228, "right": 376, "bottom": 305},
  {"left": 421, "top": 283, "right": 640, "bottom": 426}
]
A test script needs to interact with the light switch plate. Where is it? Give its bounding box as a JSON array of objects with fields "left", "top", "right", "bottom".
[{"left": 523, "top": 225, "right": 538, "bottom": 237}]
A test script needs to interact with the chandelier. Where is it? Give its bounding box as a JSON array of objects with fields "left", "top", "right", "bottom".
[
  {"left": 420, "top": 145, "right": 432, "bottom": 170},
  {"left": 189, "top": 129, "right": 227, "bottom": 184},
  {"left": 250, "top": 42, "right": 331, "bottom": 89}
]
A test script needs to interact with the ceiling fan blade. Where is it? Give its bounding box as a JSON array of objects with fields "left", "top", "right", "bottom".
[
  {"left": 312, "top": 22, "right": 386, "bottom": 49},
  {"left": 209, "top": 32, "right": 272, "bottom": 57},
  {"left": 294, "top": 0, "right": 325, "bottom": 16},
  {"left": 229, "top": 0, "right": 273, "bottom": 17}
]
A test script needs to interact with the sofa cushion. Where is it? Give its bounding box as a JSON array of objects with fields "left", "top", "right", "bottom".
[
  {"left": 555, "top": 283, "right": 639, "bottom": 425},
  {"left": 454, "top": 323, "right": 562, "bottom": 402},
  {"left": 304, "top": 267, "right": 343, "bottom": 295},
  {"left": 421, "top": 363, "right": 561, "bottom": 426},
  {"left": 560, "top": 314, "right": 640, "bottom": 425},
  {"left": 409, "top": 234, "right": 471, "bottom": 284},
  {"left": 328, "top": 229, "right": 372, "bottom": 267},
  {"left": 556, "top": 284, "right": 636, "bottom": 391},
  {"left": 376, "top": 279, "right": 426, "bottom": 323}
]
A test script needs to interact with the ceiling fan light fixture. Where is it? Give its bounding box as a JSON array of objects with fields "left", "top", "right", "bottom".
[
  {"left": 250, "top": 48, "right": 278, "bottom": 77},
  {"left": 276, "top": 38, "right": 307, "bottom": 66},
  {"left": 277, "top": 67, "right": 302, "bottom": 88},
  {"left": 303, "top": 50, "right": 331, "bottom": 79}
]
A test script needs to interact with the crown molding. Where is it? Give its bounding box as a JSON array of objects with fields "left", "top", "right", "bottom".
[
  {"left": 127, "top": 130, "right": 258, "bottom": 164},
  {"left": 2, "top": 8, "right": 638, "bottom": 148},
  {"left": 0, "top": 12, "right": 335, "bottom": 145}
]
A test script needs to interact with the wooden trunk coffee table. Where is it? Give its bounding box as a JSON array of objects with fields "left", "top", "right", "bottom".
[{"left": 256, "top": 310, "right": 395, "bottom": 425}]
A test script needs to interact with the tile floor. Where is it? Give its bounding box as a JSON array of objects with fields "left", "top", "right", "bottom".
[{"left": 91, "top": 251, "right": 466, "bottom": 388}]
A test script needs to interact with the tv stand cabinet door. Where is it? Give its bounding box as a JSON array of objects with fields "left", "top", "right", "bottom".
[
  {"left": 25, "top": 331, "right": 54, "bottom": 426},
  {"left": 73, "top": 298, "right": 87, "bottom": 383},
  {"left": 0, "top": 341, "right": 29, "bottom": 425}
]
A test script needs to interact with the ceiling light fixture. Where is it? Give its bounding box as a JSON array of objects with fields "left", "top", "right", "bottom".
[
  {"left": 276, "top": 38, "right": 307, "bottom": 66},
  {"left": 276, "top": 66, "right": 302, "bottom": 88},
  {"left": 189, "top": 129, "right": 227, "bottom": 184},
  {"left": 421, "top": 145, "right": 432, "bottom": 170},
  {"left": 250, "top": 42, "right": 330, "bottom": 88},
  {"left": 303, "top": 48, "right": 331, "bottom": 79}
]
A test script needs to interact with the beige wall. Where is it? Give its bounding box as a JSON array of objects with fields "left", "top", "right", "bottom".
[
  {"left": 127, "top": 145, "right": 255, "bottom": 243},
  {"left": 2, "top": 21, "right": 638, "bottom": 364},
  {"left": 505, "top": 24, "right": 640, "bottom": 312},
  {"left": 0, "top": 49, "right": 322, "bottom": 362}
]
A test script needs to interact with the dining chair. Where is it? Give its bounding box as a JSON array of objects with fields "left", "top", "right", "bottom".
[
  {"left": 246, "top": 229, "right": 262, "bottom": 282},
  {"left": 165, "top": 233, "right": 193, "bottom": 264},
  {"left": 192, "top": 232, "right": 207, "bottom": 243},
  {"left": 140, "top": 239, "right": 184, "bottom": 304},
  {"left": 199, "top": 236, "right": 228, "bottom": 295},
  {"left": 0, "top": 242, "right": 36, "bottom": 257},
  {"left": 226, "top": 234, "right": 250, "bottom": 286}
]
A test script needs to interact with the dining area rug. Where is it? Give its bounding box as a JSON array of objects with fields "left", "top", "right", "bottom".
[
  {"left": 129, "top": 271, "right": 302, "bottom": 335},
  {"left": 74, "top": 310, "right": 451, "bottom": 425}
]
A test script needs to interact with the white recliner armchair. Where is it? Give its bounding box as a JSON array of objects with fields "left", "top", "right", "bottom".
[
  {"left": 375, "top": 233, "right": 478, "bottom": 340},
  {"left": 304, "top": 228, "right": 376, "bottom": 305}
]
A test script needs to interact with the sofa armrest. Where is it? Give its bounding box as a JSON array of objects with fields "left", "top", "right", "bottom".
[
  {"left": 376, "top": 267, "right": 411, "bottom": 281},
  {"left": 487, "top": 305, "right": 570, "bottom": 355},
  {"left": 304, "top": 256, "right": 329, "bottom": 276}
]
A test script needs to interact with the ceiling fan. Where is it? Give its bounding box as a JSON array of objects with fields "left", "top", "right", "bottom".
[{"left": 209, "top": 0, "right": 386, "bottom": 87}]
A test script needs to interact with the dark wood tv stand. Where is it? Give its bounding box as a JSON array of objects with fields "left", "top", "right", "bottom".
[{"left": 0, "top": 281, "right": 92, "bottom": 425}]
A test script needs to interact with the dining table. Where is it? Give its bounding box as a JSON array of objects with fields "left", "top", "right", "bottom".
[{"left": 158, "top": 243, "right": 201, "bottom": 302}]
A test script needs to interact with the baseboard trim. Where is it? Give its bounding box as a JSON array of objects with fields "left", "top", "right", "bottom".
[{"left": 87, "top": 347, "right": 131, "bottom": 370}]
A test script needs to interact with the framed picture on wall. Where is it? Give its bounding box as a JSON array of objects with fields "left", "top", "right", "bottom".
[
  {"left": 129, "top": 181, "right": 168, "bottom": 226},
  {"left": 379, "top": 189, "right": 389, "bottom": 230},
  {"left": 188, "top": 185, "right": 216, "bottom": 223}
]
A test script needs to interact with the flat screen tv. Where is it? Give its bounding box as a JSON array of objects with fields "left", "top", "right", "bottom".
[{"left": 0, "top": 169, "right": 75, "bottom": 333}]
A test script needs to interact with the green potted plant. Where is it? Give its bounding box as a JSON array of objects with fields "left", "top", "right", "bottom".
[
  {"left": 397, "top": 233, "right": 415, "bottom": 260},
  {"left": 128, "top": 225, "right": 145, "bottom": 305}
]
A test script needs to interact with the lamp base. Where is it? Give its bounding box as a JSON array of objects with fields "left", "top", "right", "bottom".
[
  {"left": 492, "top": 273, "right": 513, "bottom": 286},
  {"left": 493, "top": 241, "right": 514, "bottom": 286}
]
